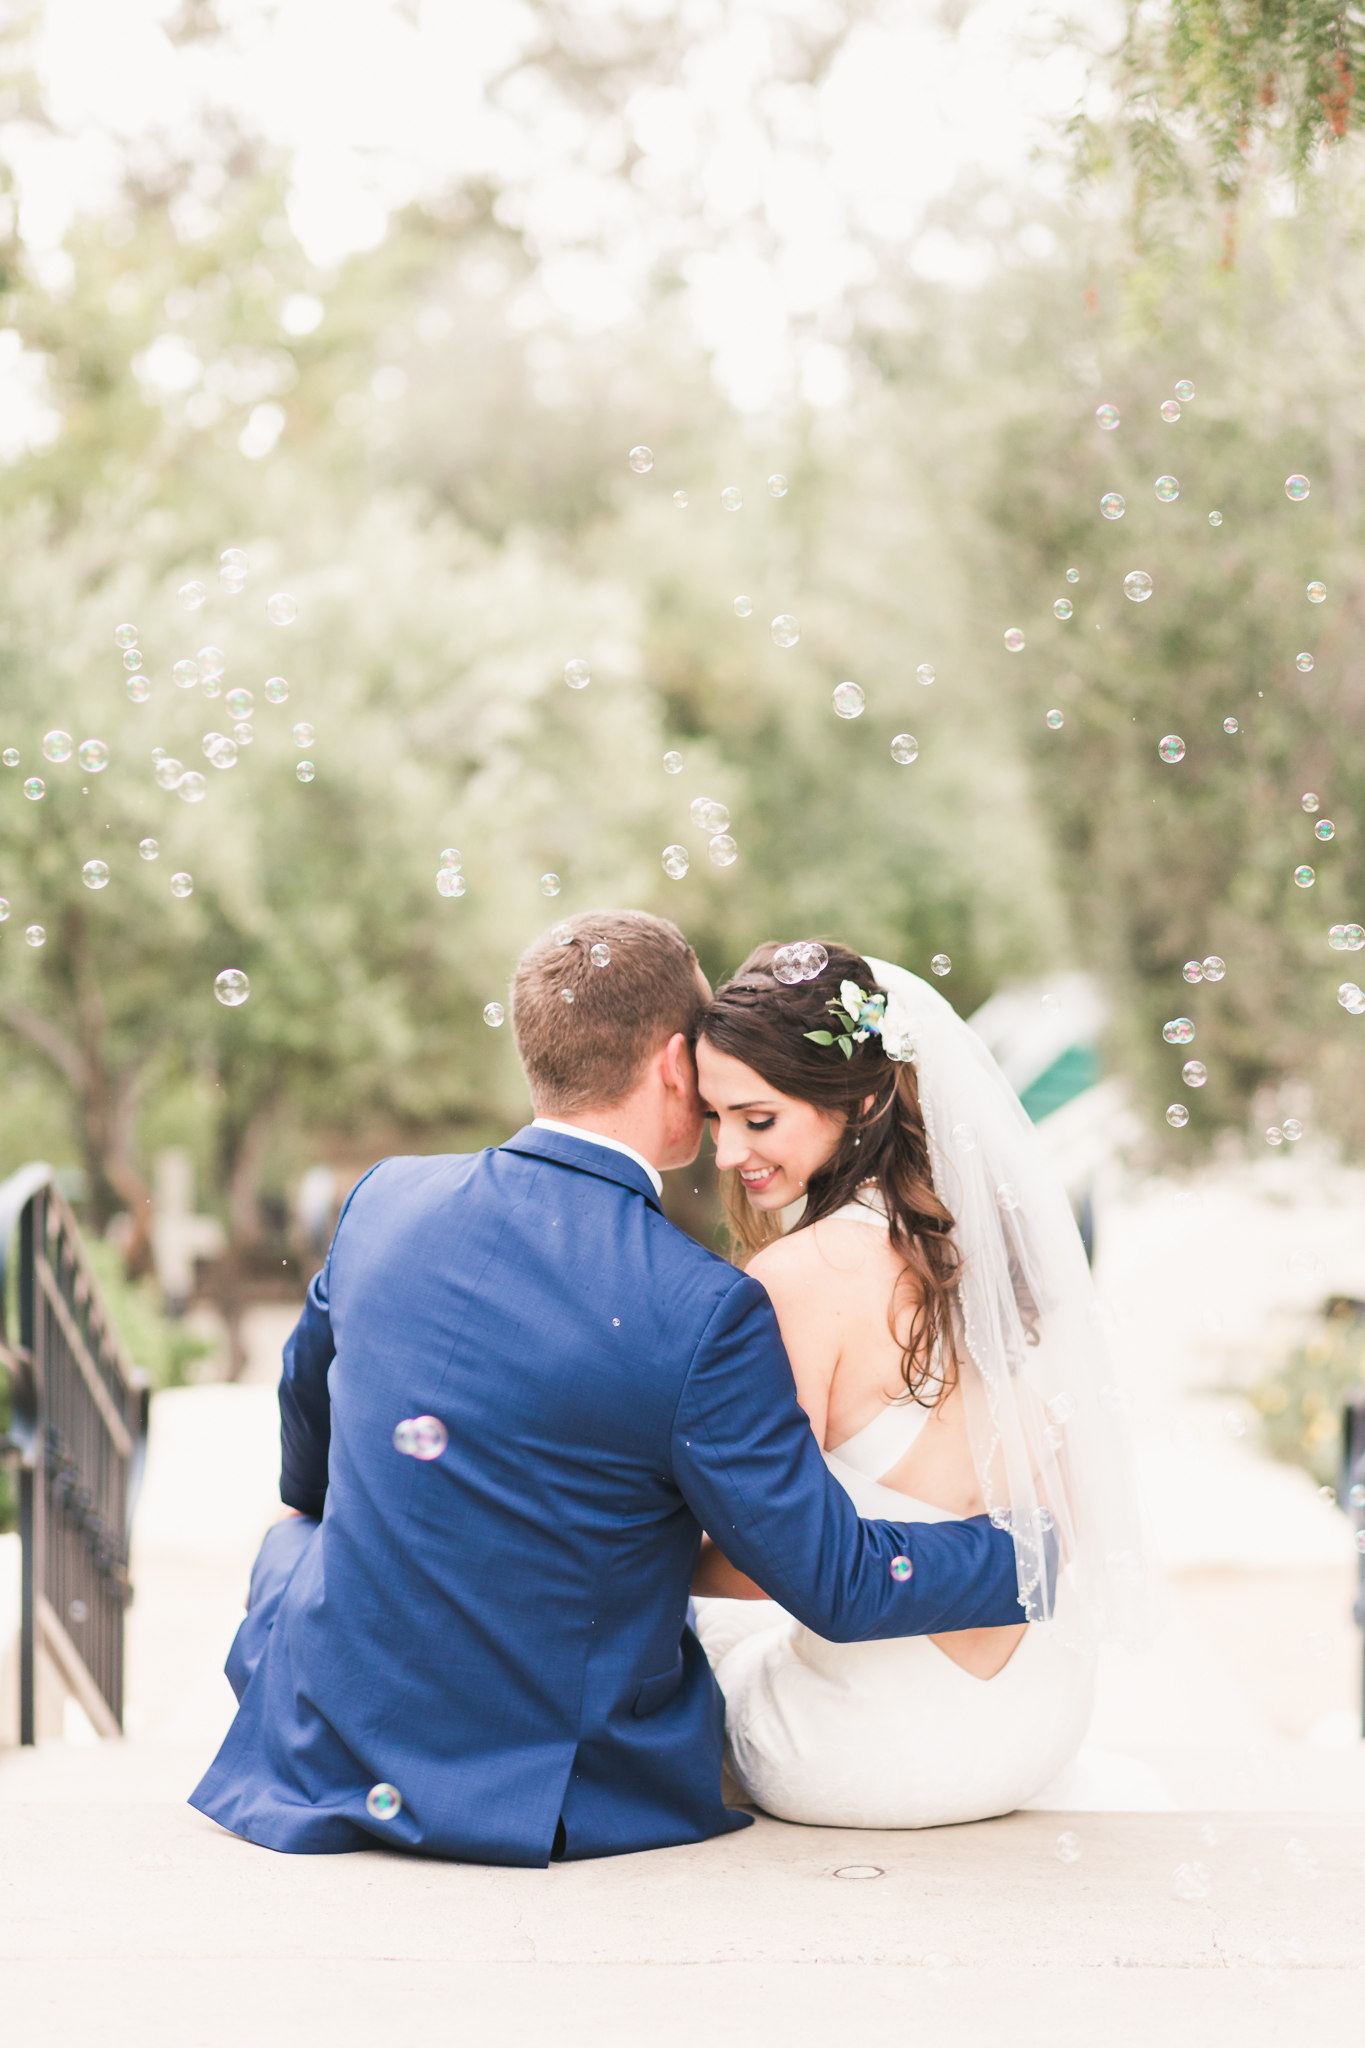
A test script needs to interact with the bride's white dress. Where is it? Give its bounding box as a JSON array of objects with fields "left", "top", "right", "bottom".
[{"left": 693, "top": 1201, "right": 1097, "bottom": 1830}]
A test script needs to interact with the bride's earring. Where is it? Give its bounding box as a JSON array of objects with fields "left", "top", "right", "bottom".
[{"left": 853, "top": 1135, "right": 861, "bottom": 1147}]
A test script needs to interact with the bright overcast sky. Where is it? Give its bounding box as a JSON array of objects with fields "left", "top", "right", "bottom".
[{"left": 19, "top": 0, "right": 1101, "bottom": 407}]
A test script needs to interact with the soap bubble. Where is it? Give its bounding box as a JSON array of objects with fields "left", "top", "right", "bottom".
[
  {"left": 832, "top": 681, "right": 865, "bottom": 718},
  {"left": 214, "top": 968, "right": 249, "bottom": 1006},
  {"left": 22, "top": 778, "right": 43, "bottom": 801},
  {"left": 78, "top": 740, "right": 108, "bottom": 773},
  {"left": 82, "top": 859, "right": 109, "bottom": 890},
  {"left": 1208, "top": 511, "right": 1223, "bottom": 526},
  {"left": 690, "top": 798, "right": 729, "bottom": 833},
  {"left": 201, "top": 676, "right": 221, "bottom": 701},
  {"left": 708, "top": 833, "right": 737, "bottom": 866},
  {"left": 394, "top": 1414, "right": 447, "bottom": 1460},
  {"left": 440, "top": 849, "right": 461, "bottom": 871},
  {"left": 1066, "top": 569, "right": 1079, "bottom": 583},
  {"left": 1155, "top": 476, "right": 1179, "bottom": 501},
  {"left": 1282, "top": 1118, "right": 1303, "bottom": 1141},
  {"left": 771, "top": 614, "right": 799, "bottom": 647},
  {"left": 220, "top": 546, "right": 249, "bottom": 573},
  {"left": 154, "top": 757, "right": 184, "bottom": 790},
  {"left": 1124, "top": 570, "right": 1153, "bottom": 601},
  {"left": 173, "top": 660, "right": 199, "bottom": 690},
  {"left": 295, "top": 761, "right": 315, "bottom": 783},
  {"left": 1295, "top": 866, "right": 1315, "bottom": 888},
  {"left": 1223, "top": 717, "right": 1238, "bottom": 733},
  {"left": 267, "top": 592, "right": 297, "bottom": 625},
  {"left": 179, "top": 580, "right": 206, "bottom": 609},
  {"left": 774, "top": 943, "right": 826, "bottom": 985},
  {"left": 1345, "top": 926, "right": 1365, "bottom": 950},
  {"left": 178, "top": 771, "right": 207, "bottom": 802},
  {"left": 1338, "top": 982, "right": 1365, "bottom": 1012},
  {"left": 930, "top": 954, "right": 951, "bottom": 977},
  {"left": 540, "top": 874, "right": 561, "bottom": 896},
  {"left": 42, "top": 730, "right": 73, "bottom": 763},
  {"left": 1055, "top": 1832, "right": 1081, "bottom": 1863},
  {"left": 234, "top": 722, "right": 253, "bottom": 745},
  {"left": 1296, "top": 653, "right": 1314, "bottom": 673},
  {"left": 292, "top": 722, "right": 314, "bottom": 748},
  {"left": 365, "top": 1783, "right": 402, "bottom": 1821},
  {"left": 1315, "top": 819, "right": 1334, "bottom": 841},
  {"left": 1303, "top": 793, "right": 1319, "bottom": 813},
  {"left": 122, "top": 648, "right": 143, "bottom": 672},
  {"left": 1, "top": 749, "right": 15, "bottom": 766},
  {"left": 24, "top": 924, "right": 44, "bottom": 946},
  {"left": 564, "top": 658, "right": 590, "bottom": 689},
  {"left": 1159, "top": 735, "right": 1185, "bottom": 763},
  {"left": 889, "top": 1555, "right": 913, "bottom": 1581},
  {"left": 169, "top": 872, "right": 193, "bottom": 898},
  {"left": 1045, "top": 709, "right": 1063, "bottom": 729},
  {"left": 673, "top": 491, "right": 688, "bottom": 509},
  {"left": 561, "top": 988, "right": 574, "bottom": 1003},
  {"left": 1100, "top": 493, "right": 1125, "bottom": 519},
  {"left": 206, "top": 736, "right": 239, "bottom": 771},
  {"left": 1330, "top": 924, "right": 1349, "bottom": 948},
  {"left": 916, "top": 663, "right": 935, "bottom": 685},
  {"left": 1095, "top": 404, "right": 1120, "bottom": 430},
  {"left": 1307, "top": 582, "right": 1326, "bottom": 603},
  {"left": 1285, "top": 474, "right": 1310, "bottom": 500},
  {"left": 733, "top": 595, "right": 753, "bottom": 618},
  {"left": 891, "top": 734, "right": 919, "bottom": 764},
  {"left": 1357, "top": 1529, "right": 1365, "bottom": 1551},
  {"left": 1266, "top": 1126, "right": 1284, "bottom": 1146},
  {"left": 721, "top": 486, "right": 742, "bottom": 511},
  {"left": 662, "top": 751, "right": 683, "bottom": 775},
  {"left": 1171, "top": 1862, "right": 1211, "bottom": 1902},
  {"left": 1166, "top": 1104, "right": 1190, "bottom": 1127},
  {"left": 1004, "top": 628, "right": 1025, "bottom": 651},
  {"left": 138, "top": 838, "right": 159, "bottom": 860},
  {"left": 662, "top": 845, "right": 689, "bottom": 879},
  {"left": 768, "top": 473, "right": 788, "bottom": 497},
  {"left": 1182, "top": 1060, "right": 1207, "bottom": 1087},
  {"left": 114, "top": 623, "right": 138, "bottom": 649},
  {"left": 1351, "top": 1483, "right": 1365, "bottom": 1506},
  {"left": 126, "top": 675, "right": 150, "bottom": 703},
  {"left": 226, "top": 688, "right": 253, "bottom": 718},
  {"left": 1053, "top": 599, "right": 1073, "bottom": 620},
  {"left": 264, "top": 676, "right": 289, "bottom": 704},
  {"left": 628, "top": 445, "right": 653, "bottom": 473},
  {"left": 1163, "top": 1018, "right": 1195, "bottom": 1044},
  {"left": 1174, "top": 380, "right": 1196, "bottom": 401},
  {"left": 1160, "top": 399, "right": 1181, "bottom": 421},
  {"left": 1182, "top": 961, "right": 1203, "bottom": 983},
  {"left": 198, "top": 646, "right": 225, "bottom": 680},
  {"left": 952, "top": 1123, "right": 977, "bottom": 1151},
  {"left": 590, "top": 943, "right": 611, "bottom": 968},
  {"left": 484, "top": 1002, "right": 504, "bottom": 1026},
  {"left": 436, "top": 871, "right": 466, "bottom": 898}
]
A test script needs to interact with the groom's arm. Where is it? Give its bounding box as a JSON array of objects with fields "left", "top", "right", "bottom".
[
  {"left": 278, "top": 1262, "right": 336, "bottom": 1518},
  {"left": 672, "top": 1275, "right": 1025, "bottom": 1641}
]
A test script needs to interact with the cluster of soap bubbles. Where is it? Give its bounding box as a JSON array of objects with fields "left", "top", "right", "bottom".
[
  {"left": 1163, "top": 1017, "right": 1196, "bottom": 1044},
  {"left": 1339, "top": 982, "right": 1365, "bottom": 1015},
  {"left": 1328, "top": 924, "right": 1365, "bottom": 950},
  {"left": 437, "top": 849, "right": 466, "bottom": 899},
  {"left": 1182, "top": 957, "right": 1225, "bottom": 983},
  {"left": 662, "top": 845, "right": 689, "bottom": 879},
  {"left": 1266, "top": 1119, "right": 1304, "bottom": 1144},
  {"left": 772, "top": 942, "right": 829, "bottom": 985},
  {"left": 393, "top": 1414, "right": 448, "bottom": 1459}
]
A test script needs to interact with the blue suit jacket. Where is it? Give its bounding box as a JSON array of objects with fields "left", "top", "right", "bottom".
[{"left": 190, "top": 1127, "right": 1024, "bottom": 1864}]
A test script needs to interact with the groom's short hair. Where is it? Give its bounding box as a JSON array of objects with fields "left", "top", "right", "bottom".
[{"left": 511, "top": 910, "right": 704, "bottom": 1112}]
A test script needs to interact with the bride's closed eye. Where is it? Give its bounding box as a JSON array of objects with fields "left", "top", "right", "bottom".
[{"left": 745, "top": 1116, "right": 776, "bottom": 1132}]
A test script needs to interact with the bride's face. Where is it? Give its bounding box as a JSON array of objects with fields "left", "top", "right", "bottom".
[{"left": 695, "top": 1041, "right": 845, "bottom": 1211}]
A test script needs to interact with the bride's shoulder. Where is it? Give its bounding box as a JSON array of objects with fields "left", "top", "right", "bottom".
[{"left": 747, "top": 1211, "right": 886, "bottom": 1294}]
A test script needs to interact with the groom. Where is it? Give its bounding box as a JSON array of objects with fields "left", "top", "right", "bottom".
[{"left": 190, "top": 909, "right": 1027, "bottom": 1865}]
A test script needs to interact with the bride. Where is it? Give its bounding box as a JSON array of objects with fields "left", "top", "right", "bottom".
[{"left": 690, "top": 940, "right": 1154, "bottom": 1829}]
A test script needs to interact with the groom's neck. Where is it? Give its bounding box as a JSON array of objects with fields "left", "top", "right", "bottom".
[{"left": 537, "top": 1102, "right": 660, "bottom": 1165}]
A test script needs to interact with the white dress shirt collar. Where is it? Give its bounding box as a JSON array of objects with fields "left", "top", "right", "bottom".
[{"left": 530, "top": 1118, "right": 664, "bottom": 1198}]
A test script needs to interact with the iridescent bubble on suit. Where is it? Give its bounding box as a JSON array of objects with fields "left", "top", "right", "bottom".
[
  {"left": 226, "top": 687, "right": 254, "bottom": 719},
  {"left": 365, "top": 1783, "right": 402, "bottom": 1821},
  {"left": 690, "top": 797, "right": 729, "bottom": 833},
  {"left": 394, "top": 1414, "right": 447, "bottom": 1460},
  {"left": 832, "top": 681, "right": 865, "bottom": 718},
  {"left": 672, "top": 490, "right": 688, "bottom": 509},
  {"left": 1163, "top": 1017, "right": 1195, "bottom": 1044},
  {"left": 139, "top": 838, "right": 159, "bottom": 860},
  {"left": 1295, "top": 865, "right": 1315, "bottom": 888},
  {"left": 1285, "top": 474, "right": 1310, "bottom": 501},
  {"left": 292, "top": 722, "right": 314, "bottom": 748},
  {"left": 663, "top": 750, "right": 683, "bottom": 774},
  {"left": 1208, "top": 511, "right": 1223, "bottom": 526},
  {"left": 122, "top": 647, "right": 143, "bottom": 672},
  {"left": 267, "top": 592, "right": 298, "bottom": 625},
  {"left": 889, "top": 1555, "right": 913, "bottom": 1582},
  {"left": 627, "top": 445, "right": 653, "bottom": 473},
  {"left": 1045, "top": 709, "right": 1063, "bottom": 729},
  {"left": 1055, "top": 1832, "right": 1082, "bottom": 1863},
  {"left": 1282, "top": 1118, "right": 1303, "bottom": 1141},
  {"left": 916, "top": 663, "right": 935, "bottom": 686},
  {"left": 733, "top": 595, "right": 753, "bottom": 618},
  {"left": 1, "top": 748, "right": 15, "bottom": 766},
  {"left": 1053, "top": 598, "right": 1072, "bottom": 620},
  {"left": 78, "top": 739, "right": 108, "bottom": 772},
  {"left": 214, "top": 967, "right": 249, "bottom": 1006},
  {"left": 1174, "top": 380, "right": 1195, "bottom": 402},
  {"left": 890, "top": 733, "right": 918, "bottom": 764},
  {"left": 1182, "top": 960, "right": 1203, "bottom": 983},
  {"left": 1166, "top": 1103, "right": 1189, "bottom": 1127},
  {"left": 23, "top": 777, "right": 43, "bottom": 801},
  {"left": 179, "top": 579, "right": 206, "bottom": 609},
  {"left": 265, "top": 676, "right": 289, "bottom": 704},
  {"left": 114, "top": 623, "right": 138, "bottom": 649},
  {"left": 179, "top": 770, "right": 207, "bottom": 802},
  {"left": 768, "top": 473, "right": 788, "bottom": 497},
  {"left": 1095, "top": 404, "right": 1120, "bottom": 430},
  {"left": 708, "top": 833, "right": 737, "bottom": 866},
  {"left": 1223, "top": 717, "right": 1238, "bottom": 733},
  {"left": 1182, "top": 1060, "right": 1207, "bottom": 1087},
  {"left": 720, "top": 486, "right": 742, "bottom": 511},
  {"left": 1066, "top": 568, "right": 1079, "bottom": 583},
  {"left": 169, "top": 871, "right": 193, "bottom": 898},
  {"left": 1159, "top": 734, "right": 1185, "bottom": 763},
  {"left": 1003, "top": 628, "right": 1025, "bottom": 652},
  {"left": 1155, "top": 475, "right": 1179, "bottom": 501},
  {"left": 1124, "top": 570, "right": 1153, "bottom": 602},
  {"left": 1302, "top": 792, "right": 1319, "bottom": 813},
  {"left": 590, "top": 942, "right": 611, "bottom": 968},
  {"left": 1307, "top": 581, "right": 1326, "bottom": 603},
  {"left": 42, "top": 730, "right": 73, "bottom": 763},
  {"left": 662, "top": 844, "right": 689, "bottom": 879},
  {"left": 564, "top": 658, "right": 590, "bottom": 690},
  {"left": 24, "top": 923, "right": 44, "bottom": 946},
  {"left": 295, "top": 761, "right": 315, "bottom": 783},
  {"left": 82, "top": 859, "right": 109, "bottom": 890},
  {"left": 154, "top": 757, "right": 184, "bottom": 790},
  {"left": 771, "top": 614, "right": 799, "bottom": 648},
  {"left": 1160, "top": 399, "right": 1181, "bottom": 421},
  {"left": 540, "top": 873, "right": 561, "bottom": 896},
  {"left": 436, "top": 870, "right": 466, "bottom": 897},
  {"left": 1315, "top": 819, "right": 1334, "bottom": 841},
  {"left": 173, "top": 659, "right": 200, "bottom": 690},
  {"left": 930, "top": 954, "right": 951, "bottom": 977},
  {"left": 126, "top": 675, "right": 150, "bottom": 703},
  {"left": 483, "top": 1002, "right": 504, "bottom": 1026}
]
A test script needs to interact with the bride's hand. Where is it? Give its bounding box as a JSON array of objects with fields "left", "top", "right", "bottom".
[{"left": 692, "top": 1536, "right": 769, "bottom": 1600}]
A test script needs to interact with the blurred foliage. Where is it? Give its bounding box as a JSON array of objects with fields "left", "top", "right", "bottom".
[
  {"left": 1249, "top": 1293, "right": 1365, "bottom": 1482},
  {"left": 80, "top": 1237, "right": 215, "bottom": 1392}
]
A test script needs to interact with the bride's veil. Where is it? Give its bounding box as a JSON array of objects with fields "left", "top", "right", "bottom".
[{"left": 868, "top": 958, "right": 1158, "bottom": 1648}]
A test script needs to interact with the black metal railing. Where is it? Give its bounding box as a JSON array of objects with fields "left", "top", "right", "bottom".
[{"left": 0, "top": 1164, "right": 148, "bottom": 1742}]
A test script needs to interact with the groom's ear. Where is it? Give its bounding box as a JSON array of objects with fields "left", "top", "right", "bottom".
[{"left": 660, "top": 1030, "right": 699, "bottom": 1098}]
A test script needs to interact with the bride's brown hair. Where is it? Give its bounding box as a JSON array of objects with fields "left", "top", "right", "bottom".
[{"left": 697, "top": 941, "right": 961, "bottom": 1405}]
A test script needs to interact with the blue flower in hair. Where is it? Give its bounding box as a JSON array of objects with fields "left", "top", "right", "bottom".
[{"left": 804, "top": 980, "right": 888, "bottom": 1060}]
